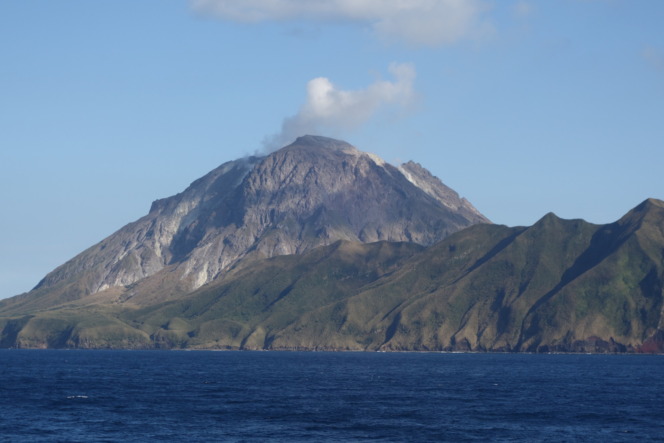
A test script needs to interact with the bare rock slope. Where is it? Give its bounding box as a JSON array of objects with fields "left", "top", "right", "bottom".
[{"left": 18, "top": 136, "right": 488, "bottom": 309}]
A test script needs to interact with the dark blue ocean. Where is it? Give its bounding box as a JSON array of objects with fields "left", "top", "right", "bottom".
[{"left": 0, "top": 351, "right": 662, "bottom": 442}]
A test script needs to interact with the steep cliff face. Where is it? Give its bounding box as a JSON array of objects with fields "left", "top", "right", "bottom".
[{"left": 22, "top": 135, "right": 489, "bottom": 306}]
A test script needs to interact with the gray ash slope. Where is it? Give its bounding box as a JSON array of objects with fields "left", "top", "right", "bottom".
[{"left": 22, "top": 135, "right": 488, "bottom": 306}]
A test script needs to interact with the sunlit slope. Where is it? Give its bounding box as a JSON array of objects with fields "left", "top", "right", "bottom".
[
  {"left": 1, "top": 136, "right": 487, "bottom": 314},
  {"left": 1, "top": 199, "right": 662, "bottom": 352}
]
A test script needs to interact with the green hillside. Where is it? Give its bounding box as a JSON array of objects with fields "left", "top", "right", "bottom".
[{"left": 1, "top": 199, "right": 663, "bottom": 352}]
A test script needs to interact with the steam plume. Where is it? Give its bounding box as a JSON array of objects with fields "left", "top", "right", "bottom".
[{"left": 263, "top": 62, "right": 415, "bottom": 151}]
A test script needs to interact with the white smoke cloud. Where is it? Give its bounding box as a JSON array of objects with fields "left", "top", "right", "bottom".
[
  {"left": 263, "top": 62, "right": 416, "bottom": 151},
  {"left": 190, "top": 0, "right": 490, "bottom": 47}
]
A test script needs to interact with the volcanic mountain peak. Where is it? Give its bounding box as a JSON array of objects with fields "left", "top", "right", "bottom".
[
  {"left": 23, "top": 136, "right": 489, "bottom": 305},
  {"left": 289, "top": 134, "right": 356, "bottom": 151},
  {"left": 281, "top": 136, "right": 401, "bottom": 173}
]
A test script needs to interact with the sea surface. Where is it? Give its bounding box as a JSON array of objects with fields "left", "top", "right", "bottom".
[{"left": 0, "top": 350, "right": 662, "bottom": 442}]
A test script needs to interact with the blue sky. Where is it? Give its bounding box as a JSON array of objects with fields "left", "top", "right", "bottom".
[{"left": 1, "top": 0, "right": 663, "bottom": 299}]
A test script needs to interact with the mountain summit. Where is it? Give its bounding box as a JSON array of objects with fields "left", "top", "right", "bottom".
[
  {"left": 1, "top": 142, "right": 662, "bottom": 351},
  {"left": 24, "top": 136, "right": 488, "bottom": 307}
]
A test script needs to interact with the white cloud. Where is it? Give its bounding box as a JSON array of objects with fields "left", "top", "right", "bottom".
[
  {"left": 190, "top": 0, "right": 490, "bottom": 46},
  {"left": 263, "top": 62, "right": 416, "bottom": 151}
]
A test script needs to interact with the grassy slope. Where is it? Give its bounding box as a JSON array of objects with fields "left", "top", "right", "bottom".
[{"left": 1, "top": 199, "right": 663, "bottom": 352}]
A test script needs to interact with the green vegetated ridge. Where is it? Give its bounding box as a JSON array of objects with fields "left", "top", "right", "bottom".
[{"left": 1, "top": 198, "right": 663, "bottom": 352}]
